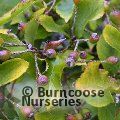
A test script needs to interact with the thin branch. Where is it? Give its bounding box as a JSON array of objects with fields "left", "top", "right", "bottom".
[
  {"left": 46, "top": 0, "right": 56, "bottom": 14},
  {"left": 74, "top": 40, "right": 80, "bottom": 51}
]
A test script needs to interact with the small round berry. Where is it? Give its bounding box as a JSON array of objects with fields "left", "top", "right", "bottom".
[
  {"left": 18, "top": 22, "right": 26, "bottom": 31},
  {"left": 0, "top": 50, "right": 11, "bottom": 61},
  {"left": 110, "top": 10, "right": 120, "bottom": 26},
  {"left": 84, "top": 112, "right": 91, "bottom": 119},
  {"left": 89, "top": 33, "right": 99, "bottom": 44},
  {"left": 45, "top": 49, "right": 56, "bottom": 58},
  {"left": 73, "top": 0, "right": 80, "bottom": 5},
  {"left": 22, "top": 107, "right": 33, "bottom": 118},
  {"left": 66, "top": 114, "right": 77, "bottom": 120},
  {"left": 82, "top": 108, "right": 91, "bottom": 120},
  {"left": 24, "top": 12, "right": 31, "bottom": 20},
  {"left": 68, "top": 51, "right": 79, "bottom": 61},
  {"left": 66, "top": 57, "right": 75, "bottom": 67},
  {"left": 37, "top": 75, "right": 48, "bottom": 86},
  {"left": 104, "top": 0, "right": 110, "bottom": 12},
  {"left": 71, "top": 36, "right": 77, "bottom": 41},
  {"left": 80, "top": 51, "right": 87, "bottom": 59},
  {"left": 32, "top": 5, "right": 39, "bottom": 12},
  {"left": 21, "top": 0, "right": 26, "bottom": 3},
  {"left": 106, "top": 56, "right": 119, "bottom": 64}
]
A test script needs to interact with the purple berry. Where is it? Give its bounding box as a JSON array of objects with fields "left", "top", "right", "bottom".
[
  {"left": 21, "top": 0, "right": 26, "bottom": 3},
  {"left": 72, "top": 36, "right": 77, "bottom": 41},
  {"left": 37, "top": 75, "right": 48, "bottom": 86},
  {"left": 45, "top": 49, "right": 56, "bottom": 58},
  {"left": 24, "top": 12, "right": 31, "bottom": 20},
  {"left": 80, "top": 51, "right": 87, "bottom": 59},
  {"left": 0, "top": 50, "right": 11, "bottom": 61},
  {"left": 22, "top": 107, "right": 33, "bottom": 118},
  {"left": 106, "top": 56, "right": 119, "bottom": 64},
  {"left": 110, "top": 10, "right": 120, "bottom": 26},
  {"left": 89, "top": 33, "right": 99, "bottom": 43},
  {"left": 68, "top": 51, "right": 79, "bottom": 61},
  {"left": 66, "top": 57, "right": 75, "bottom": 67}
]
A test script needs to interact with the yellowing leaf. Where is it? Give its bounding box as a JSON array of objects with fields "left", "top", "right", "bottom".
[
  {"left": 75, "top": 62, "right": 114, "bottom": 107},
  {"left": 0, "top": 58, "right": 29, "bottom": 86},
  {"left": 103, "top": 25, "right": 120, "bottom": 52}
]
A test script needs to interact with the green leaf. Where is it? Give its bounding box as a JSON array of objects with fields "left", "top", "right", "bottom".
[
  {"left": 45, "top": 51, "right": 70, "bottom": 90},
  {"left": 97, "top": 36, "right": 120, "bottom": 74},
  {"left": 55, "top": 0, "right": 74, "bottom": 23},
  {"left": 19, "top": 52, "right": 47, "bottom": 79},
  {"left": 38, "top": 15, "right": 66, "bottom": 35},
  {"left": 0, "top": 0, "right": 19, "bottom": 16},
  {"left": 0, "top": 33, "right": 27, "bottom": 52},
  {"left": 75, "top": 62, "right": 114, "bottom": 107},
  {"left": 98, "top": 104, "right": 120, "bottom": 120},
  {"left": 103, "top": 25, "right": 120, "bottom": 52},
  {"left": 0, "top": 0, "right": 38, "bottom": 25},
  {"left": 75, "top": 0, "right": 104, "bottom": 38},
  {"left": 0, "top": 58, "right": 29, "bottom": 86},
  {"left": 25, "top": 19, "right": 39, "bottom": 45}
]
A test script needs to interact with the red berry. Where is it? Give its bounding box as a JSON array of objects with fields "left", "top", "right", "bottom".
[
  {"left": 89, "top": 33, "right": 99, "bottom": 43},
  {"left": 37, "top": 75, "right": 48, "bottom": 86},
  {"left": 110, "top": 10, "right": 120, "bottom": 26},
  {"left": 0, "top": 50, "right": 11, "bottom": 61},
  {"left": 45, "top": 49, "right": 56, "bottom": 58},
  {"left": 72, "top": 36, "right": 77, "bottom": 41},
  {"left": 73, "top": 0, "right": 80, "bottom": 5},
  {"left": 18, "top": 22, "right": 26, "bottom": 31},
  {"left": 66, "top": 114, "right": 77, "bottom": 120},
  {"left": 45, "top": 40, "right": 65, "bottom": 50},
  {"left": 106, "top": 56, "right": 119, "bottom": 64},
  {"left": 80, "top": 51, "right": 87, "bottom": 59}
]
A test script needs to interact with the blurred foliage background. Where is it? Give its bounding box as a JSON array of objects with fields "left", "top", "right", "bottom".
[{"left": 0, "top": 0, "right": 19, "bottom": 16}]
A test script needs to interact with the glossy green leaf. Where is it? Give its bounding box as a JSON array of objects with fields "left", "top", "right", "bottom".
[
  {"left": 75, "top": 0, "right": 104, "bottom": 38},
  {"left": 75, "top": 62, "right": 114, "bottom": 107},
  {"left": 98, "top": 104, "right": 120, "bottom": 120},
  {"left": 97, "top": 36, "right": 120, "bottom": 74},
  {"left": 0, "top": 33, "right": 27, "bottom": 52},
  {"left": 0, "top": 0, "right": 38, "bottom": 25},
  {"left": 38, "top": 15, "right": 66, "bottom": 35},
  {"left": 55, "top": 0, "right": 74, "bottom": 23},
  {"left": 25, "top": 19, "right": 39, "bottom": 45},
  {"left": 0, "top": 58, "right": 29, "bottom": 86},
  {"left": 103, "top": 25, "right": 120, "bottom": 52}
]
